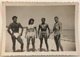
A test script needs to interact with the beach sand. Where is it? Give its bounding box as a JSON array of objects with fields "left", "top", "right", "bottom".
[{"left": 5, "top": 29, "right": 76, "bottom": 52}]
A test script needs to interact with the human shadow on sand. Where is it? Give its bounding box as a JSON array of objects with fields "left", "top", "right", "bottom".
[
  {"left": 50, "top": 49, "right": 56, "bottom": 51},
  {"left": 27, "top": 48, "right": 37, "bottom": 52},
  {"left": 15, "top": 49, "right": 25, "bottom": 52},
  {"left": 38, "top": 48, "right": 47, "bottom": 52}
]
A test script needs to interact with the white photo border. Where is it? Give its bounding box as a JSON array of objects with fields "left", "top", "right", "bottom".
[{"left": 1, "top": 2, "right": 79, "bottom": 56}]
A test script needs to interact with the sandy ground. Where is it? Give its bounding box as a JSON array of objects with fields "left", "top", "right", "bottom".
[{"left": 5, "top": 29, "right": 76, "bottom": 52}]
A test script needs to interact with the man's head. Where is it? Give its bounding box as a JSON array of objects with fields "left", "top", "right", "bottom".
[
  {"left": 41, "top": 18, "right": 46, "bottom": 24},
  {"left": 54, "top": 16, "right": 59, "bottom": 23},
  {"left": 12, "top": 16, "right": 17, "bottom": 23},
  {"left": 29, "top": 18, "right": 34, "bottom": 25}
]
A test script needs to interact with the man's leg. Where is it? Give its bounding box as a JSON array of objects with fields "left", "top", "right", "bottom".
[
  {"left": 58, "top": 34, "right": 63, "bottom": 51},
  {"left": 40, "top": 34, "right": 43, "bottom": 51},
  {"left": 11, "top": 36, "right": 16, "bottom": 52},
  {"left": 32, "top": 37, "right": 35, "bottom": 51},
  {"left": 54, "top": 36, "right": 59, "bottom": 51},
  {"left": 27, "top": 37, "right": 30, "bottom": 51},
  {"left": 58, "top": 39, "right": 63, "bottom": 51},
  {"left": 17, "top": 37, "right": 24, "bottom": 51},
  {"left": 44, "top": 34, "right": 49, "bottom": 51}
]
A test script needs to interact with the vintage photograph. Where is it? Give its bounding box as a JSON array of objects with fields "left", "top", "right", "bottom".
[{"left": 1, "top": 2, "right": 79, "bottom": 56}]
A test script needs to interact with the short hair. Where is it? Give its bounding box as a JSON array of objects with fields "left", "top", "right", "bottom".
[
  {"left": 28, "top": 18, "right": 34, "bottom": 25},
  {"left": 54, "top": 16, "right": 59, "bottom": 19},
  {"left": 41, "top": 18, "right": 45, "bottom": 21},
  {"left": 12, "top": 16, "right": 17, "bottom": 20}
]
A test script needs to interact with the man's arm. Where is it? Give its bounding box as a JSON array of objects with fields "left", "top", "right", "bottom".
[
  {"left": 50, "top": 24, "right": 55, "bottom": 34},
  {"left": 59, "top": 22, "right": 62, "bottom": 33},
  {"left": 47, "top": 24, "right": 50, "bottom": 38},
  {"left": 19, "top": 23, "right": 23, "bottom": 36},
  {"left": 34, "top": 27, "right": 37, "bottom": 38},
  {"left": 25, "top": 27, "right": 28, "bottom": 38},
  {"left": 7, "top": 24, "right": 12, "bottom": 36},
  {"left": 47, "top": 24, "right": 50, "bottom": 34},
  {"left": 38, "top": 25, "right": 40, "bottom": 37}
]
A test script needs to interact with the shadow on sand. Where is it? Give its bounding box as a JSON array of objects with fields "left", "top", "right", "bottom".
[
  {"left": 50, "top": 49, "right": 56, "bottom": 51},
  {"left": 27, "top": 48, "right": 37, "bottom": 52},
  {"left": 14, "top": 49, "right": 56, "bottom": 52},
  {"left": 38, "top": 48, "right": 47, "bottom": 52},
  {"left": 15, "top": 49, "right": 25, "bottom": 52}
]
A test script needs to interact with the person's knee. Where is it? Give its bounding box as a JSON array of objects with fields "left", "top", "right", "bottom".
[
  {"left": 19, "top": 40, "right": 23, "bottom": 45},
  {"left": 45, "top": 39, "right": 47, "bottom": 43},
  {"left": 13, "top": 45, "right": 15, "bottom": 48},
  {"left": 27, "top": 42, "right": 29, "bottom": 45},
  {"left": 40, "top": 41, "right": 43, "bottom": 44},
  {"left": 32, "top": 40, "right": 35, "bottom": 44},
  {"left": 13, "top": 43, "right": 16, "bottom": 46},
  {"left": 27, "top": 41, "right": 30, "bottom": 44},
  {"left": 40, "top": 38, "right": 42, "bottom": 42},
  {"left": 32, "top": 42, "right": 35, "bottom": 45},
  {"left": 12, "top": 42, "right": 15, "bottom": 46},
  {"left": 21, "top": 42, "right": 24, "bottom": 46},
  {"left": 45, "top": 41, "right": 47, "bottom": 44}
]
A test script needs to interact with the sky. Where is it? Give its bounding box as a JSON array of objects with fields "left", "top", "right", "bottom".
[{"left": 6, "top": 5, "right": 75, "bottom": 29}]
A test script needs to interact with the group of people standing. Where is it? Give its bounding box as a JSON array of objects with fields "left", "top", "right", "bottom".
[{"left": 7, "top": 16, "right": 63, "bottom": 52}]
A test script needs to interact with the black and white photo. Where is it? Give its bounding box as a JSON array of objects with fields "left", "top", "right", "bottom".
[{"left": 1, "top": 2, "right": 79, "bottom": 56}]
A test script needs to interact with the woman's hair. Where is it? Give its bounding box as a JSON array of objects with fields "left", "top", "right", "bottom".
[{"left": 28, "top": 18, "right": 34, "bottom": 25}]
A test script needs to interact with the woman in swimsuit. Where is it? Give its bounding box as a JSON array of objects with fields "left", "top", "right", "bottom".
[{"left": 25, "top": 18, "right": 37, "bottom": 51}]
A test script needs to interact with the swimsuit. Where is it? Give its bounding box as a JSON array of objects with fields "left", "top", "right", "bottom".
[
  {"left": 39, "top": 24, "right": 48, "bottom": 39},
  {"left": 26, "top": 24, "right": 36, "bottom": 38}
]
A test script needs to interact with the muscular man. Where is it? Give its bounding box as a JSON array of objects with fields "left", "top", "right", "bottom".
[
  {"left": 7, "top": 16, "right": 24, "bottom": 52},
  {"left": 38, "top": 18, "right": 50, "bottom": 51},
  {"left": 52, "top": 16, "right": 63, "bottom": 51},
  {"left": 25, "top": 18, "right": 37, "bottom": 52}
]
